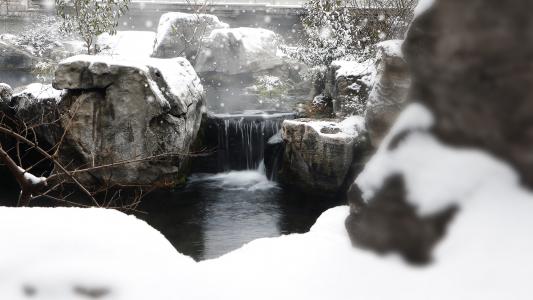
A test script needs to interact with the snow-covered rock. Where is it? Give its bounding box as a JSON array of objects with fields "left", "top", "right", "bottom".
[
  {"left": 326, "top": 59, "right": 375, "bottom": 116},
  {"left": 348, "top": 0, "right": 533, "bottom": 263},
  {"left": 403, "top": 0, "right": 533, "bottom": 188},
  {"left": 195, "top": 27, "right": 283, "bottom": 75},
  {"left": 365, "top": 40, "right": 410, "bottom": 147},
  {"left": 49, "top": 55, "right": 206, "bottom": 186},
  {"left": 1, "top": 83, "right": 64, "bottom": 145},
  {"left": 152, "top": 12, "right": 229, "bottom": 59},
  {"left": 275, "top": 116, "right": 371, "bottom": 195},
  {"left": 97, "top": 31, "right": 156, "bottom": 58}
]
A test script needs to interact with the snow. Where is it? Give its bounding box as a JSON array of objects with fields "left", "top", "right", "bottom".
[
  {"left": 0, "top": 207, "right": 195, "bottom": 299},
  {"left": 2, "top": 194, "right": 533, "bottom": 299},
  {"left": 23, "top": 172, "right": 47, "bottom": 186},
  {"left": 376, "top": 39, "right": 403, "bottom": 59},
  {"left": 331, "top": 59, "right": 374, "bottom": 79},
  {"left": 414, "top": 0, "right": 435, "bottom": 17},
  {"left": 284, "top": 116, "right": 365, "bottom": 140},
  {"left": 97, "top": 31, "right": 156, "bottom": 58},
  {"left": 356, "top": 103, "right": 521, "bottom": 215},
  {"left": 58, "top": 55, "right": 203, "bottom": 107},
  {"left": 14, "top": 83, "right": 63, "bottom": 103}
]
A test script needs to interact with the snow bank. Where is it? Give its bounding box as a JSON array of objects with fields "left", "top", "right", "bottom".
[
  {"left": 1, "top": 192, "right": 533, "bottom": 299},
  {"left": 0, "top": 207, "right": 195, "bottom": 299}
]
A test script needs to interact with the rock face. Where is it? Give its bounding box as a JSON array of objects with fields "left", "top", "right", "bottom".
[
  {"left": 0, "top": 39, "right": 36, "bottom": 71},
  {"left": 276, "top": 117, "right": 371, "bottom": 195},
  {"left": 152, "top": 12, "right": 229, "bottom": 60},
  {"left": 346, "top": 0, "right": 533, "bottom": 264},
  {"left": 97, "top": 31, "right": 156, "bottom": 58},
  {"left": 39, "top": 55, "right": 205, "bottom": 186},
  {"left": 326, "top": 60, "right": 375, "bottom": 117},
  {"left": 365, "top": 40, "right": 410, "bottom": 148},
  {"left": 195, "top": 27, "right": 283, "bottom": 75}
]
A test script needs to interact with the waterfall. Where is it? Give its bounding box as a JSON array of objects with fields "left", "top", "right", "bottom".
[{"left": 212, "top": 111, "right": 294, "bottom": 172}]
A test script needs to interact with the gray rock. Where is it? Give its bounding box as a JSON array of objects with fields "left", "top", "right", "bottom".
[
  {"left": 152, "top": 12, "right": 228, "bottom": 60},
  {"left": 277, "top": 117, "right": 370, "bottom": 195},
  {"left": 48, "top": 55, "right": 205, "bottom": 186},
  {"left": 195, "top": 27, "right": 283, "bottom": 75},
  {"left": 0, "top": 83, "right": 13, "bottom": 104},
  {"left": 7, "top": 83, "right": 64, "bottom": 145},
  {"left": 0, "top": 40, "right": 36, "bottom": 71},
  {"left": 326, "top": 60, "right": 375, "bottom": 117},
  {"left": 365, "top": 40, "right": 410, "bottom": 148}
]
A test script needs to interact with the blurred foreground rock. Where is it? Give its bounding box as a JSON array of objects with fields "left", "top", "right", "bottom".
[
  {"left": 365, "top": 40, "right": 410, "bottom": 148},
  {"left": 347, "top": 0, "right": 533, "bottom": 264}
]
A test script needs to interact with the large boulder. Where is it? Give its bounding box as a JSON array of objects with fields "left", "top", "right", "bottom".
[
  {"left": 195, "top": 27, "right": 283, "bottom": 75},
  {"left": 347, "top": 0, "right": 533, "bottom": 264},
  {"left": 403, "top": 0, "right": 533, "bottom": 187},
  {"left": 152, "top": 12, "right": 229, "bottom": 60},
  {"left": 276, "top": 116, "right": 371, "bottom": 195},
  {"left": 365, "top": 40, "right": 410, "bottom": 148},
  {"left": 97, "top": 31, "right": 156, "bottom": 58},
  {"left": 34, "top": 55, "right": 205, "bottom": 186}
]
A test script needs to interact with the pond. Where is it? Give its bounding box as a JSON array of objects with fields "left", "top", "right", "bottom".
[
  {"left": 0, "top": 166, "right": 342, "bottom": 261},
  {"left": 135, "top": 167, "right": 342, "bottom": 261}
]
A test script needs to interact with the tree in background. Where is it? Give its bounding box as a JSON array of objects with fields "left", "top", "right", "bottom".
[
  {"left": 55, "top": 0, "right": 130, "bottom": 54},
  {"left": 294, "top": 0, "right": 418, "bottom": 66}
]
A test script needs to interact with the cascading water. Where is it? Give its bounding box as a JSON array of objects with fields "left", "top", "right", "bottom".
[{"left": 206, "top": 111, "right": 295, "bottom": 172}]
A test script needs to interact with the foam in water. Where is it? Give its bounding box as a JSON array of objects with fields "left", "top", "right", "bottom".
[{"left": 189, "top": 161, "right": 277, "bottom": 191}]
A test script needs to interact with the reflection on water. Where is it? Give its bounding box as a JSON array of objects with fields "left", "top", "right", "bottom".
[{"left": 136, "top": 168, "right": 343, "bottom": 261}]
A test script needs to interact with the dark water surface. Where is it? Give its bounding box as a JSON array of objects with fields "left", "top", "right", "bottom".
[
  {"left": 0, "top": 167, "right": 343, "bottom": 261},
  {"left": 135, "top": 168, "right": 343, "bottom": 260}
]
